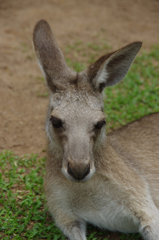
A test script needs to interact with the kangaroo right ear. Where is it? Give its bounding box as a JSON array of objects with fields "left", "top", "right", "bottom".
[
  {"left": 33, "top": 20, "right": 74, "bottom": 92},
  {"left": 87, "top": 42, "right": 142, "bottom": 92}
]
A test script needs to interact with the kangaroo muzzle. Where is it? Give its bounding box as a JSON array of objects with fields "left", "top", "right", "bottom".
[
  {"left": 67, "top": 162, "right": 90, "bottom": 181},
  {"left": 61, "top": 131, "right": 95, "bottom": 181}
]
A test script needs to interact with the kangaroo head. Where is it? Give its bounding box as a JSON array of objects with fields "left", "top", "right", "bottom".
[{"left": 33, "top": 20, "right": 142, "bottom": 182}]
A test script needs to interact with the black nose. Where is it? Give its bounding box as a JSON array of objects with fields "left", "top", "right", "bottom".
[{"left": 68, "top": 163, "right": 90, "bottom": 181}]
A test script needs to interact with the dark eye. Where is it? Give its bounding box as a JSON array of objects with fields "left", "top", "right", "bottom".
[
  {"left": 94, "top": 120, "right": 106, "bottom": 130},
  {"left": 50, "top": 116, "right": 63, "bottom": 129}
]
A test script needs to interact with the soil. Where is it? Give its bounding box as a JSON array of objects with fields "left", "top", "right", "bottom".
[{"left": 0, "top": 0, "right": 159, "bottom": 156}]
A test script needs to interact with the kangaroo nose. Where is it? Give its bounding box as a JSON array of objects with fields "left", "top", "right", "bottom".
[{"left": 67, "top": 162, "right": 90, "bottom": 181}]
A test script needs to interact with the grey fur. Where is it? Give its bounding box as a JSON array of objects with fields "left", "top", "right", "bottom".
[{"left": 33, "top": 19, "right": 159, "bottom": 240}]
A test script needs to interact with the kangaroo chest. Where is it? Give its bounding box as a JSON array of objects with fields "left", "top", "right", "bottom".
[{"left": 69, "top": 178, "right": 139, "bottom": 233}]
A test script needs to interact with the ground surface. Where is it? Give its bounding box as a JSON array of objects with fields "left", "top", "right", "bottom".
[
  {"left": 1, "top": 1, "right": 159, "bottom": 240},
  {"left": 0, "top": 0, "right": 159, "bottom": 155}
]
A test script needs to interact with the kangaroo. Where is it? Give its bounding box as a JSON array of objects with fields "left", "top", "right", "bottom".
[{"left": 33, "top": 20, "right": 159, "bottom": 240}]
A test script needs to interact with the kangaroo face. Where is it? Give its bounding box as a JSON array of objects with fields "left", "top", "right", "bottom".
[
  {"left": 46, "top": 89, "right": 106, "bottom": 181},
  {"left": 33, "top": 19, "right": 142, "bottom": 182}
]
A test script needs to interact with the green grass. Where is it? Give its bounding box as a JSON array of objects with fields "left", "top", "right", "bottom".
[
  {"left": 0, "top": 152, "right": 65, "bottom": 240},
  {"left": 0, "top": 42, "right": 159, "bottom": 239}
]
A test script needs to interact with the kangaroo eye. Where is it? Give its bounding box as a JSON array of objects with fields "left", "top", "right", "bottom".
[
  {"left": 94, "top": 120, "right": 106, "bottom": 130},
  {"left": 50, "top": 116, "right": 63, "bottom": 129}
]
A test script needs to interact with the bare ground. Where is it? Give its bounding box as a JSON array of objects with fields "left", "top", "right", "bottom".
[{"left": 0, "top": 0, "right": 159, "bottom": 156}]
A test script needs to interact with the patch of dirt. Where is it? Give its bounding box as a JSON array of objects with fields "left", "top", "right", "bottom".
[{"left": 0, "top": 0, "right": 159, "bottom": 156}]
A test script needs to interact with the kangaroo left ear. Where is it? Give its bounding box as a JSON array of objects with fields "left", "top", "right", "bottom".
[
  {"left": 87, "top": 42, "right": 142, "bottom": 92},
  {"left": 33, "top": 19, "right": 75, "bottom": 92}
]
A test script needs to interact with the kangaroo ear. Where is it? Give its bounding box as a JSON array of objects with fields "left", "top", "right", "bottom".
[
  {"left": 33, "top": 19, "right": 74, "bottom": 92},
  {"left": 87, "top": 42, "right": 142, "bottom": 92}
]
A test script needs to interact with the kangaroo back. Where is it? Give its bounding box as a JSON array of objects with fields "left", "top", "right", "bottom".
[{"left": 109, "top": 112, "right": 159, "bottom": 206}]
